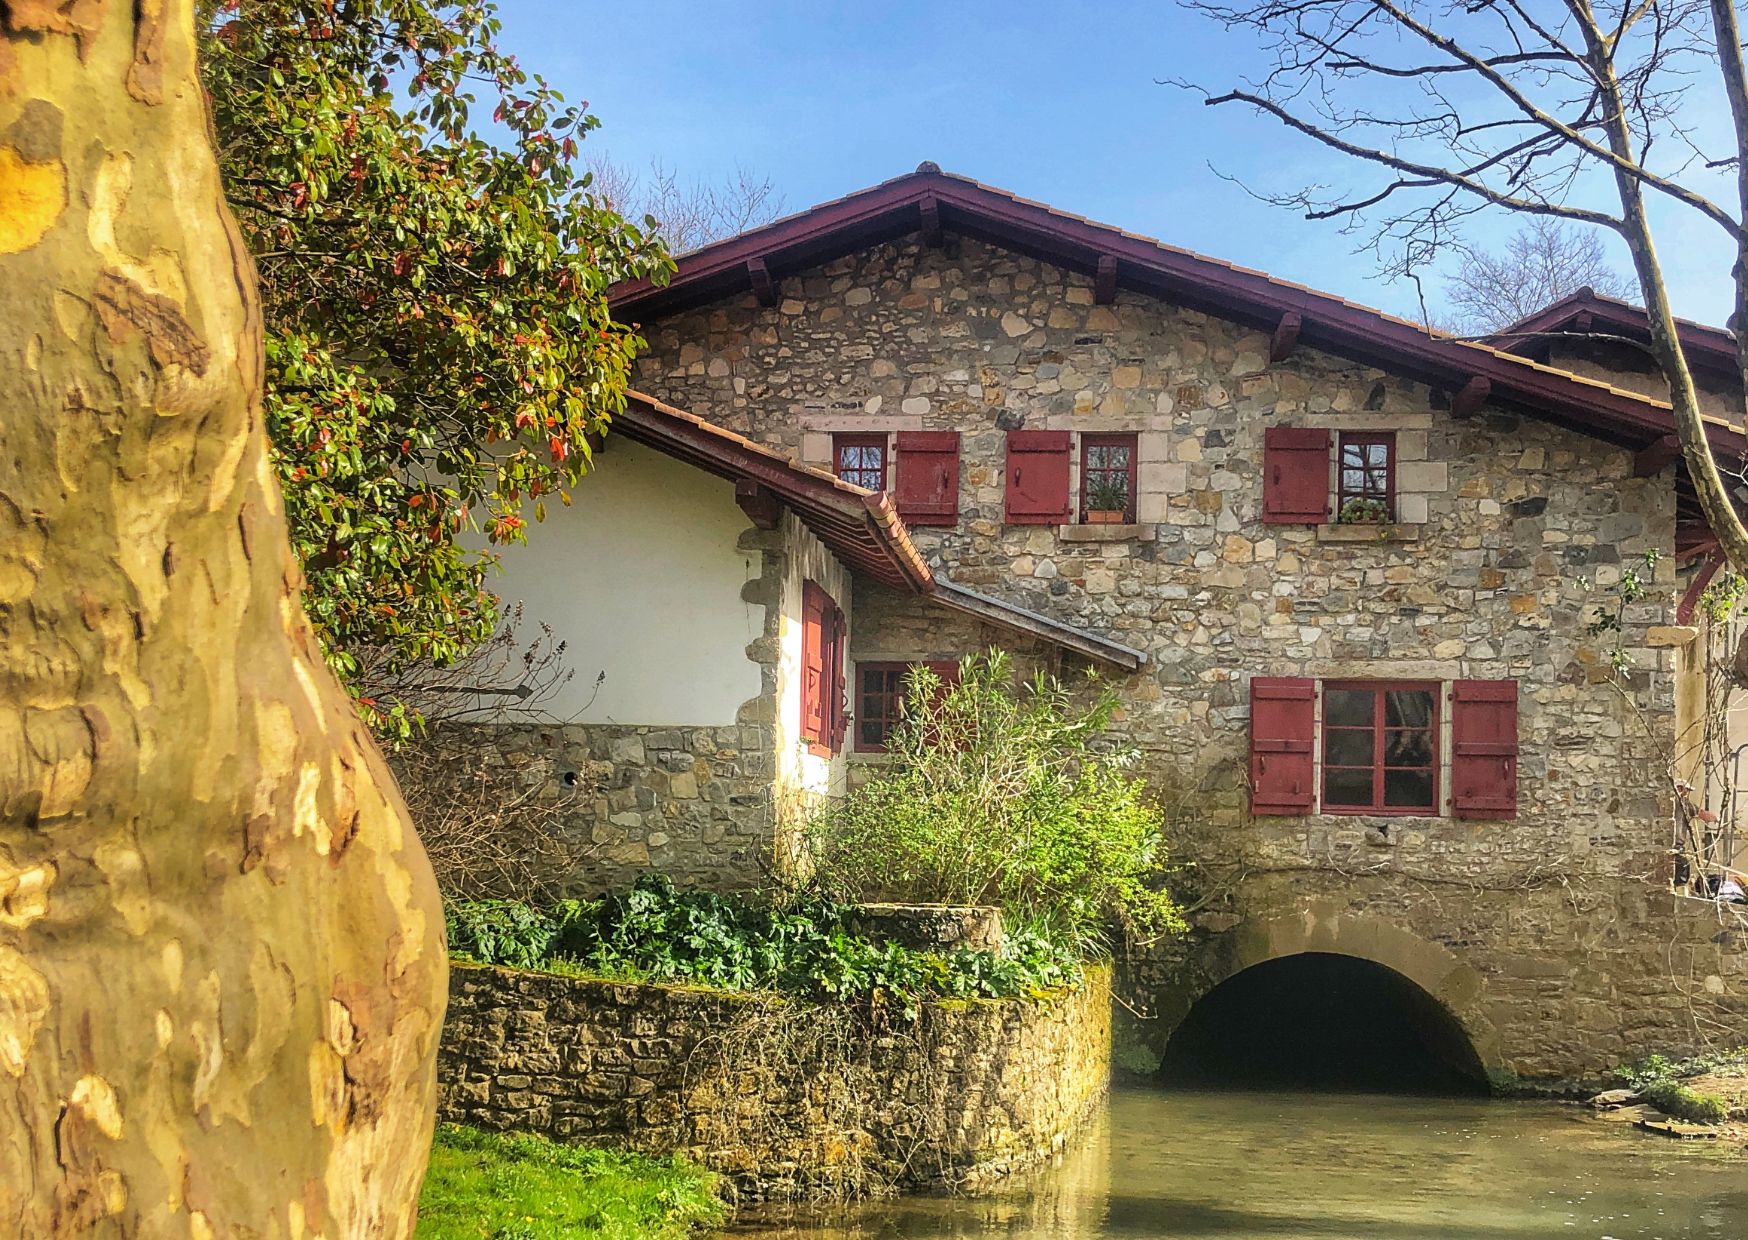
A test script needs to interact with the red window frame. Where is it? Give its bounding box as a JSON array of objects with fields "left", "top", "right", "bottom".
[
  {"left": 854, "top": 660, "right": 959, "bottom": 753},
  {"left": 833, "top": 433, "right": 888, "bottom": 492},
  {"left": 1079, "top": 432, "right": 1138, "bottom": 523},
  {"left": 1336, "top": 432, "right": 1395, "bottom": 519},
  {"left": 1320, "top": 681, "right": 1439, "bottom": 815}
]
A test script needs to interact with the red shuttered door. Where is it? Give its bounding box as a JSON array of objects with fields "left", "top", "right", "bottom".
[
  {"left": 1263, "top": 426, "right": 1332, "bottom": 524},
  {"left": 1250, "top": 676, "right": 1317, "bottom": 814},
  {"left": 894, "top": 431, "right": 961, "bottom": 525},
  {"left": 1005, "top": 430, "right": 1072, "bottom": 524},
  {"left": 1451, "top": 680, "right": 1518, "bottom": 819},
  {"left": 800, "top": 581, "right": 828, "bottom": 750}
]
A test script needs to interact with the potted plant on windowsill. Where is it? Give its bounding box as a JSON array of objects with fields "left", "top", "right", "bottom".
[
  {"left": 1083, "top": 475, "right": 1131, "bottom": 525},
  {"left": 1336, "top": 496, "right": 1391, "bottom": 525}
]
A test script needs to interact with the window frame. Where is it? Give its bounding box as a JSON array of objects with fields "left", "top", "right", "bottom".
[
  {"left": 832, "top": 432, "right": 889, "bottom": 493},
  {"left": 853, "top": 660, "right": 958, "bottom": 753},
  {"left": 1078, "top": 431, "right": 1139, "bottom": 523},
  {"left": 1319, "top": 679, "right": 1440, "bottom": 816},
  {"left": 1335, "top": 431, "right": 1396, "bottom": 520}
]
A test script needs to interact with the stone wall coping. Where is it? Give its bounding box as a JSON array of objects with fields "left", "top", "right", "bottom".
[{"left": 449, "top": 957, "right": 1107, "bottom": 1012}]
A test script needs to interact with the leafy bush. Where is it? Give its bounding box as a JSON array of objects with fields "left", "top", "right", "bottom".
[
  {"left": 445, "top": 876, "right": 1079, "bottom": 1020},
  {"left": 445, "top": 899, "right": 563, "bottom": 970},
  {"left": 1612, "top": 1046, "right": 1748, "bottom": 1090},
  {"left": 805, "top": 652, "right": 1183, "bottom": 950},
  {"left": 1641, "top": 1079, "right": 1728, "bottom": 1125}
]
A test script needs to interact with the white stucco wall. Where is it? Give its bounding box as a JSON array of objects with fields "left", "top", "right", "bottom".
[
  {"left": 774, "top": 514, "right": 853, "bottom": 806},
  {"left": 491, "top": 439, "right": 764, "bottom": 724}
]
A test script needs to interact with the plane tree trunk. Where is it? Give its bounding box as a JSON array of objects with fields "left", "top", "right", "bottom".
[{"left": 0, "top": 5, "right": 446, "bottom": 1236}]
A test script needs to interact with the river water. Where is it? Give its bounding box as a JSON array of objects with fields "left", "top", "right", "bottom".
[{"left": 732, "top": 1087, "right": 1748, "bottom": 1240}]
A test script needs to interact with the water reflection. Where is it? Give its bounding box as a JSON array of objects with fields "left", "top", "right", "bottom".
[{"left": 731, "top": 1087, "right": 1748, "bottom": 1239}]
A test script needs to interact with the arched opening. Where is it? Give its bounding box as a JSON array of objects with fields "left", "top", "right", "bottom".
[{"left": 1159, "top": 952, "right": 1489, "bottom": 1094}]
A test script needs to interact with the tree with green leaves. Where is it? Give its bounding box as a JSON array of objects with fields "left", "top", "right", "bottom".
[{"left": 200, "top": 0, "right": 674, "bottom": 735}]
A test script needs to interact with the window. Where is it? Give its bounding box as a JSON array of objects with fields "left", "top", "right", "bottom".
[
  {"left": 854, "top": 660, "right": 959, "bottom": 752},
  {"left": 800, "top": 581, "right": 847, "bottom": 756},
  {"left": 1336, "top": 432, "right": 1395, "bottom": 521},
  {"left": 1320, "top": 682, "right": 1438, "bottom": 814},
  {"left": 1250, "top": 677, "right": 1517, "bottom": 819},
  {"left": 833, "top": 433, "right": 888, "bottom": 492},
  {"left": 1080, "top": 432, "right": 1137, "bottom": 523}
]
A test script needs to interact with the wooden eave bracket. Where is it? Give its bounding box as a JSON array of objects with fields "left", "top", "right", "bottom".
[
  {"left": 1450, "top": 376, "right": 1491, "bottom": 419},
  {"left": 1094, "top": 255, "right": 1118, "bottom": 305},
  {"left": 747, "top": 257, "right": 777, "bottom": 307},
  {"left": 1270, "top": 312, "right": 1302, "bottom": 363},
  {"left": 735, "top": 478, "right": 782, "bottom": 529},
  {"left": 919, "top": 195, "right": 943, "bottom": 248},
  {"left": 1634, "top": 433, "right": 1681, "bottom": 477}
]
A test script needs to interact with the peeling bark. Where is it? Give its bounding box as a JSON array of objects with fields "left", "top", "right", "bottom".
[{"left": 0, "top": 4, "right": 446, "bottom": 1237}]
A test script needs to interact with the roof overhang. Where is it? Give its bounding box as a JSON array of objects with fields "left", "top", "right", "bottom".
[
  {"left": 612, "top": 166, "right": 1745, "bottom": 464},
  {"left": 931, "top": 581, "right": 1148, "bottom": 671},
  {"left": 1496, "top": 288, "right": 1741, "bottom": 383},
  {"left": 612, "top": 393, "right": 1141, "bottom": 670},
  {"left": 614, "top": 393, "right": 931, "bottom": 592}
]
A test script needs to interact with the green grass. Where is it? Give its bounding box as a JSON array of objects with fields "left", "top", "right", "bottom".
[
  {"left": 416, "top": 1124, "right": 725, "bottom": 1240},
  {"left": 1641, "top": 1079, "right": 1729, "bottom": 1125}
]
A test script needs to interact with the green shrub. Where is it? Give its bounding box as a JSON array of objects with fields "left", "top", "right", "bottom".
[
  {"left": 417, "top": 1124, "right": 723, "bottom": 1240},
  {"left": 445, "top": 898, "right": 563, "bottom": 970},
  {"left": 446, "top": 876, "right": 1079, "bottom": 1020},
  {"left": 1641, "top": 1079, "right": 1728, "bottom": 1125},
  {"left": 805, "top": 651, "right": 1183, "bottom": 950}
]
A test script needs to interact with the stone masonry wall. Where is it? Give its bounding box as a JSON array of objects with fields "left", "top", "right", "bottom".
[
  {"left": 438, "top": 961, "right": 1113, "bottom": 1199},
  {"left": 632, "top": 234, "right": 1747, "bottom": 1079}
]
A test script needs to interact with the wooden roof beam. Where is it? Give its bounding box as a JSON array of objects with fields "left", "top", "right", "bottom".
[
  {"left": 746, "top": 257, "right": 777, "bottom": 307},
  {"left": 1094, "top": 254, "right": 1118, "bottom": 305},
  {"left": 734, "top": 479, "right": 782, "bottom": 529},
  {"left": 1634, "top": 433, "right": 1682, "bottom": 477},
  {"left": 1269, "top": 312, "right": 1302, "bottom": 363},
  {"left": 919, "top": 195, "right": 943, "bottom": 247},
  {"left": 1450, "top": 376, "right": 1491, "bottom": 419}
]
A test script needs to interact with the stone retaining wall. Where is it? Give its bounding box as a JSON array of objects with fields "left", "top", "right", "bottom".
[{"left": 437, "top": 961, "right": 1112, "bottom": 1199}]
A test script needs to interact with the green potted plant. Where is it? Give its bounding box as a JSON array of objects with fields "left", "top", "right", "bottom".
[
  {"left": 1336, "top": 496, "right": 1392, "bottom": 525},
  {"left": 1083, "top": 474, "right": 1131, "bottom": 524}
]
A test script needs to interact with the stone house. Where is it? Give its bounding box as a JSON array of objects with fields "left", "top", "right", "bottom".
[
  {"left": 580, "top": 165, "right": 1748, "bottom": 1081},
  {"left": 1499, "top": 288, "right": 1748, "bottom": 889},
  {"left": 477, "top": 390, "right": 1136, "bottom": 890}
]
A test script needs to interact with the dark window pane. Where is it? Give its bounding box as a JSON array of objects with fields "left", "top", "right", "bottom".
[
  {"left": 1323, "top": 766, "right": 1373, "bottom": 807},
  {"left": 1385, "top": 690, "right": 1435, "bottom": 728},
  {"left": 1324, "top": 689, "right": 1374, "bottom": 727},
  {"left": 1324, "top": 729, "right": 1374, "bottom": 766},
  {"left": 860, "top": 720, "right": 886, "bottom": 747},
  {"left": 1384, "top": 729, "right": 1434, "bottom": 766},
  {"left": 1384, "top": 767, "right": 1435, "bottom": 809}
]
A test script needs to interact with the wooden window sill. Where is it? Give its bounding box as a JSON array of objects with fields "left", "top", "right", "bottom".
[{"left": 1315, "top": 522, "right": 1421, "bottom": 544}]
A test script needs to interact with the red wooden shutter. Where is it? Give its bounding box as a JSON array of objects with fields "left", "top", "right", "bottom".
[
  {"left": 894, "top": 432, "right": 960, "bottom": 525},
  {"left": 1005, "top": 430, "right": 1072, "bottom": 524},
  {"left": 828, "top": 602, "right": 848, "bottom": 751},
  {"left": 1451, "top": 680, "right": 1518, "bottom": 819},
  {"left": 1263, "top": 426, "right": 1332, "bottom": 524},
  {"left": 1250, "top": 677, "right": 1316, "bottom": 814},
  {"left": 800, "top": 581, "right": 828, "bottom": 748}
]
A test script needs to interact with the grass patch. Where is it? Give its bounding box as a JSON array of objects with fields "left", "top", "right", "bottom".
[
  {"left": 416, "top": 1124, "right": 724, "bottom": 1240},
  {"left": 1641, "top": 1079, "right": 1729, "bottom": 1125}
]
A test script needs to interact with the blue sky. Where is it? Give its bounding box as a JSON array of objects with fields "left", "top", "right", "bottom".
[{"left": 496, "top": 1, "right": 1735, "bottom": 326}]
